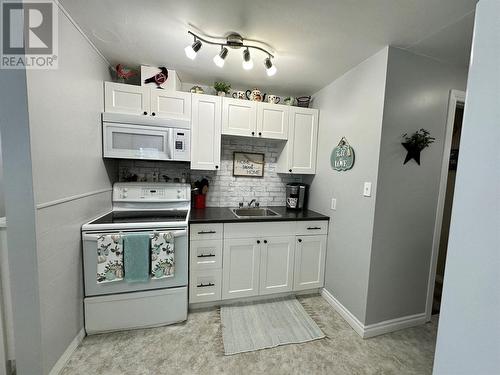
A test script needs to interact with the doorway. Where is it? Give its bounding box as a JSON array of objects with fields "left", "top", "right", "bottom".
[{"left": 426, "top": 90, "right": 466, "bottom": 319}]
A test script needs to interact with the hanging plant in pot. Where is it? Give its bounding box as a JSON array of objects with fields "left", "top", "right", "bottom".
[
  {"left": 402, "top": 129, "right": 435, "bottom": 165},
  {"left": 214, "top": 81, "right": 231, "bottom": 97}
]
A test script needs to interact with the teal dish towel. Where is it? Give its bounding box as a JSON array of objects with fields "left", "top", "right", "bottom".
[{"left": 123, "top": 233, "right": 150, "bottom": 282}]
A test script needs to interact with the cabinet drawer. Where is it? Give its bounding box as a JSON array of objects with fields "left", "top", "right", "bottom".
[
  {"left": 190, "top": 239, "right": 222, "bottom": 270},
  {"left": 190, "top": 223, "right": 223, "bottom": 240},
  {"left": 296, "top": 221, "right": 328, "bottom": 236},
  {"left": 224, "top": 222, "right": 295, "bottom": 239},
  {"left": 189, "top": 269, "right": 222, "bottom": 303}
]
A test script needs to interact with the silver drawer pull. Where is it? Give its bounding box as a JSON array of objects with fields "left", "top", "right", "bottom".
[
  {"left": 198, "top": 230, "right": 216, "bottom": 234},
  {"left": 197, "top": 282, "right": 215, "bottom": 288},
  {"left": 197, "top": 253, "right": 216, "bottom": 258},
  {"left": 307, "top": 226, "right": 322, "bottom": 230}
]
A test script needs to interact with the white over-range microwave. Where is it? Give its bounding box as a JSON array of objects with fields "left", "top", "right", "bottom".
[{"left": 102, "top": 112, "right": 190, "bottom": 161}]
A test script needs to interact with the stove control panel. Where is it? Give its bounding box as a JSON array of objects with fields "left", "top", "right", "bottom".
[{"left": 113, "top": 183, "right": 190, "bottom": 202}]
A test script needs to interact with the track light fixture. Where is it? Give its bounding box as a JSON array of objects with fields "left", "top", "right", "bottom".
[
  {"left": 185, "top": 30, "right": 276, "bottom": 75},
  {"left": 184, "top": 39, "right": 202, "bottom": 60},
  {"left": 213, "top": 46, "right": 228, "bottom": 68}
]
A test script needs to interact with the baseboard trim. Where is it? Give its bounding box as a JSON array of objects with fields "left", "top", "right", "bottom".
[
  {"left": 48, "top": 328, "right": 85, "bottom": 375},
  {"left": 363, "top": 312, "right": 427, "bottom": 338},
  {"left": 320, "top": 288, "right": 365, "bottom": 337},
  {"left": 320, "top": 288, "right": 426, "bottom": 338}
]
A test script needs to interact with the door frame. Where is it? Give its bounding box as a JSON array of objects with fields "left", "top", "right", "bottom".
[{"left": 425, "top": 89, "right": 466, "bottom": 321}]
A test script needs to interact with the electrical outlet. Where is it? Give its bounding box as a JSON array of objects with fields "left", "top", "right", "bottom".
[
  {"left": 331, "top": 198, "right": 337, "bottom": 210},
  {"left": 363, "top": 182, "right": 372, "bottom": 197}
]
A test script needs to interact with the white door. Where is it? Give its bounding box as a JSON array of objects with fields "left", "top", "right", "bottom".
[
  {"left": 104, "top": 82, "right": 150, "bottom": 115},
  {"left": 222, "top": 238, "right": 260, "bottom": 299},
  {"left": 150, "top": 90, "right": 191, "bottom": 121},
  {"left": 256, "top": 102, "right": 289, "bottom": 140},
  {"left": 259, "top": 236, "right": 295, "bottom": 295},
  {"left": 293, "top": 235, "right": 326, "bottom": 291},
  {"left": 287, "top": 107, "right": 319, "bottom": 174},
  {"left": 191, "top": 94, "right": 222, "bottom": 170},
  {"left": 222, "top": 97, "right": 257, "bottom": 137}
]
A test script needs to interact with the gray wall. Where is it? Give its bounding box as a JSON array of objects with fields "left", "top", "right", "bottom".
[
  {"left": 0, "top": 137, "right": 4, "bottom": 217},
  {"left": 365, "top": 48, "right": 467, "bottom": 324},
  {"left": 0, "top": 69, "right": 43, "bottom": 374},
  {"left": 25, "top": 6, "right": 112, "bottom": 374},
  {"left": 434, "top": 0, "right": 500, "bottom": 373},
  {"left": 308, "top": 48, "right": 389, "bottom": 324}
]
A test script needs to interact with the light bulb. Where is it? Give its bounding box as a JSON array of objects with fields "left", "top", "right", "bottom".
[
  {"left": 266, "top": 65, "right": 277, "bottom": 76},
  {"left": 264, "top": 57, "right": 277, "bottom": 76},
  {"left": 242, "top": 48, "right": 253, "bottom": 70},
  {"left": 185, "top": 40, "right": 201, "bottom": 60},
  {"left": 213, "top": 47, "right": 228, "bottom": 68}
]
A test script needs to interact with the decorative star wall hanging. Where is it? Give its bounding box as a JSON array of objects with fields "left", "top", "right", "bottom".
[{"left": 402, "top": 142, "right": 422, "bottom": 165}]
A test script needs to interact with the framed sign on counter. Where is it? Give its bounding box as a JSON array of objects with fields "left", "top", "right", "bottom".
[{"left": 233, "top": 152, "right": 265, "bottom": 177}]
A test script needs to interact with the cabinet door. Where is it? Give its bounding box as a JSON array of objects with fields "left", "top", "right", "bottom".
[
  {"left": 259, "top": 236, "right": 295, "bottom": 295},
  {"left": 293, "top": 235, "right": 326, "bottom": 291},
  {"left": 190, "top": 94, "right": 222, "bottom": 170},
  {"left": 256, "top": 102, "right": 289, "bottom": 140},
  {"left": 222, "top": 97, "right": 257, "bottom": 137},
  {"left": 222, "top": 238, "right": 260, "bottom": 299},
  {"left": 286, "top": 107, "right": 319, "bottom": 174},
  {"left": 104, "top": 82, "right": 150, "bottom": 115},
  {"left": 150, "top": 90, "right": 191, "bottom": 121}
]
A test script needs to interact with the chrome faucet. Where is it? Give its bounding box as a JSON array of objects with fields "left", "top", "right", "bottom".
[{"left": 248, "top": 199, "right": 257, "bottom": 208}]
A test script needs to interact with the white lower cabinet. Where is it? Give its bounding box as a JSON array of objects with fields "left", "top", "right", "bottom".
[
  {"left": 293, "top": 235, "right": 327, "bottom": 291},
  {"left": 259, "top": 236, "right": 295, "bottom": 295},
  {"left": 189, "top": 269, "right": 222, "bottom": 303},
  {"left": 222, "top": 238, "right": 261, "bottom": 299},
  {"left": 189, "top": 221, "right": 328, "bottom": 305}
]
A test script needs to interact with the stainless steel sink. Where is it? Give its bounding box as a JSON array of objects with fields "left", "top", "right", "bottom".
[{"left": 230, "top": 207, "right": 281, "bottom": 219}]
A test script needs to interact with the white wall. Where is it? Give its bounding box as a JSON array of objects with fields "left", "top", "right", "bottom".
[
  {"left": 365, "top": 48, "right": 468, "bottom": 324},
  {"left": 308, "top": 48, "right": 389, "bottom": 323},
  {"left": 25, "top": 6, "right": 112, "bottom": 374},
  {"left": 118, "top": 136, "right": 302, "bottom": 207},
  {"left": 433, "top": 1, "right": 500, "bottom": 373}
]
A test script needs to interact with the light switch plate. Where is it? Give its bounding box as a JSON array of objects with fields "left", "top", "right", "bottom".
[
  {"left": 363, "top": 182, "right": 372, "bottom": 197},
  {"left": 331, "top": 198, "right": 337, "bottom": 210}
]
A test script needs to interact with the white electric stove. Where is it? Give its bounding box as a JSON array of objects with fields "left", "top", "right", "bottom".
[{"left": 81, "top": 182, "right": 190, "bottom": 334}]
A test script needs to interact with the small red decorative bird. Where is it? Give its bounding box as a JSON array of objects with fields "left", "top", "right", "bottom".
[
  {"left": 115, "top": 64, "right": 136, "bottom": 80},
  {"left": 144, "top": 67, "right": 169, "bottom": 88}
]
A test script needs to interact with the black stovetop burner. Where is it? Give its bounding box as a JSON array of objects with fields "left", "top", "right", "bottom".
[{"left": 89, "top": 210, "right": 189, "bottom": 224}]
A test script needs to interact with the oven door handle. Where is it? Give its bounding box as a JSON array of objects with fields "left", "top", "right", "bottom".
[{"left": 82, "top": 229, "right": 187, "bottom": 241}]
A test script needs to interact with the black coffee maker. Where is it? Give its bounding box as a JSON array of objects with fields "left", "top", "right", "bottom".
[{"left": 285, "top": 183, "right": 309, "bottom": 210}]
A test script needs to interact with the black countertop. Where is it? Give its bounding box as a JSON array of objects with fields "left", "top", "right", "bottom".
[{"left": 189, "top": 206, "right": 329, "bottom": 224}]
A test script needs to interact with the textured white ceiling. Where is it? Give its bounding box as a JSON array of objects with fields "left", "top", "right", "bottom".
[{"left": 59, "top": 0, "right": 477, "bottom": 96}]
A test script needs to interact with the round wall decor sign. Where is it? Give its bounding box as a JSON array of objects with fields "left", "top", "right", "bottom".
[{"left": 331, "top": 137, "right": 355, "bottom": 171}]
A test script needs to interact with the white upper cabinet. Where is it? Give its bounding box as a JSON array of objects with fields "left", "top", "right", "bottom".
[
  {"left": 190, "top": 94, "right": 221, "bottom": 170},
  {"left": 150, "top": 90, "right": 191, "bottom": 121},
  {"left": 105, "top": 82, "right": 150, "bottom": 115},
  {"left": 256, "top": 102, "right": 289, "bottom": 140},
  {"left": 259, "top": 236, "right": 295, "bottom": 295},
  {"left": 277, "top": 107, "right": 319, "bottom": 174},
  {"left": 222, "top": 98, "right": 290, "bottom": 140},
  {"left": 104, "top": 82, "right": 191, "bottom": 121},
  {"left": 293, "top": 235, "right": 326, "bottom": 291},
  {"left": 222, "top": 238, "right": 261, "bottom": 300},
  {"left": 222, "top": 97, "right": 257, "bottom": 137}
]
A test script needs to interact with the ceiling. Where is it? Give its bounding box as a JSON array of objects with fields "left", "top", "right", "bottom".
[{"left": 59, "top": 0, "right": 477, "bottom": 96}]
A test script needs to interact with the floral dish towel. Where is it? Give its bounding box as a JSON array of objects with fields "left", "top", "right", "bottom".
[
  {"left": 151, "top": 232, "right": 174, "bottom": 279},
  {"left": 96, "top": 234, "right": 124, "bottom": 284}
]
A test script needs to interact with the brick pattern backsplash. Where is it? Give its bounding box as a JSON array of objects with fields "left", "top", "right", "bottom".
[{"left": 118, "top": 136, "right": 302, "bottom": 207}]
